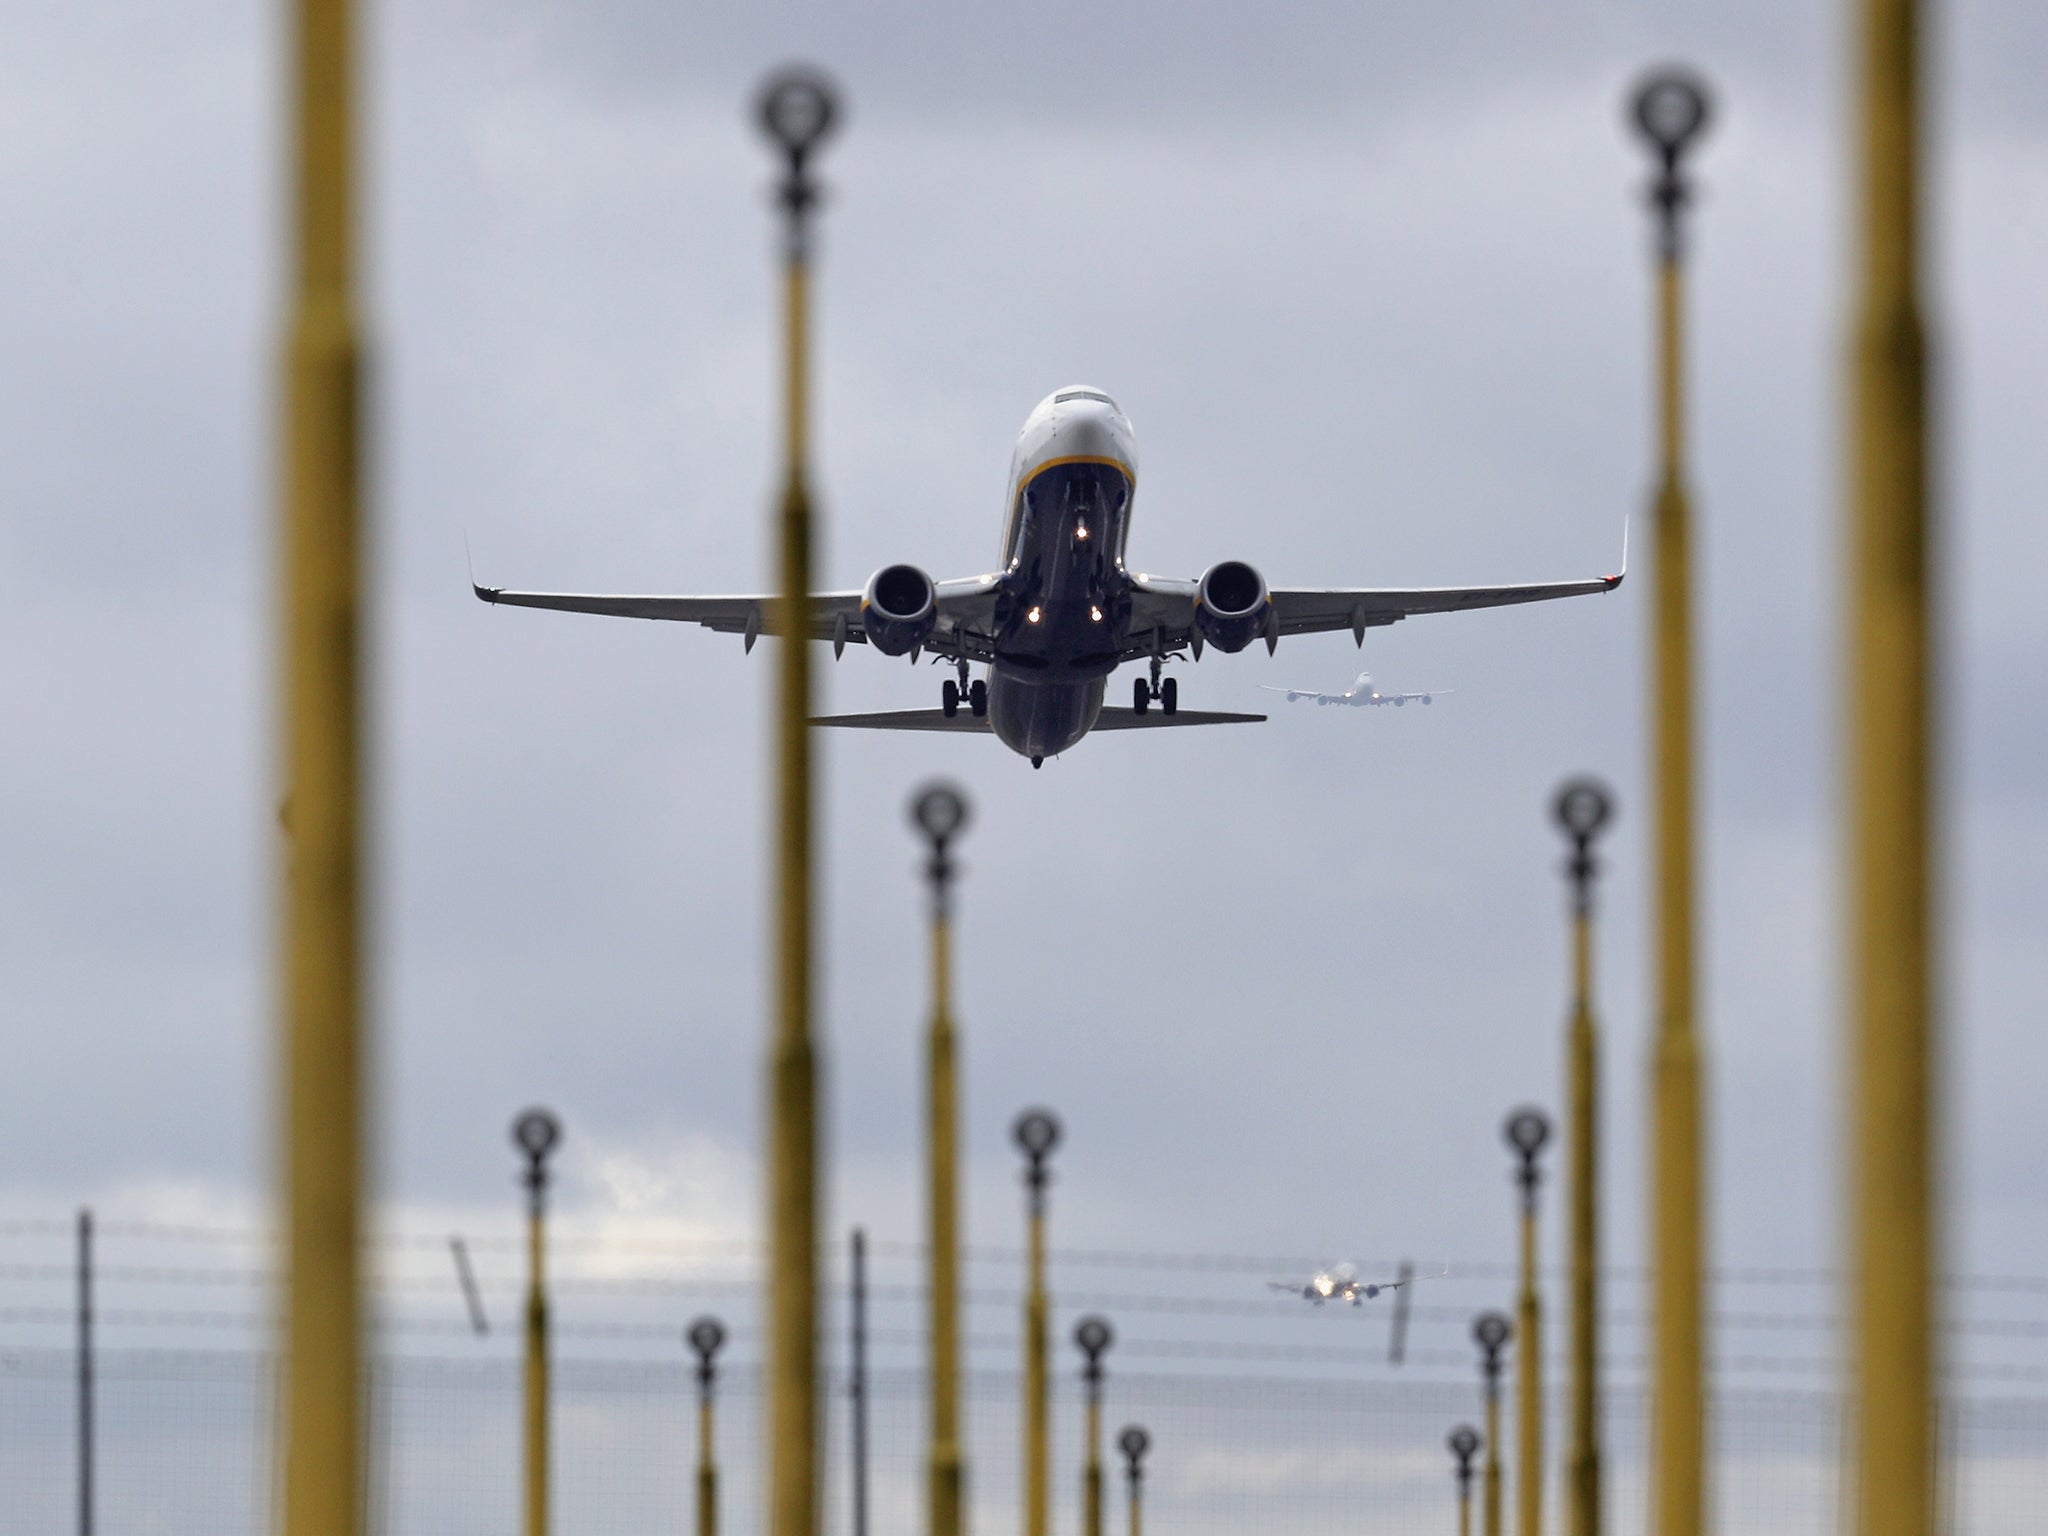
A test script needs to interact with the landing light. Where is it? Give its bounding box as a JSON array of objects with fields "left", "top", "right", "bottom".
[
  {"left": 1089, "top": 605, "right": 1102, "bottom": 622},
  {"left": 1075, "top": 523, "right": 1090, "bottom": 541},
  {"left": 1027, "top": 606, "right": 1041, "bottom": 624}
]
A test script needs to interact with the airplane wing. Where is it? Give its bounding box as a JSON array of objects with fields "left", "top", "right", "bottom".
[
  {"left": 812, "top": 710, "right": 993, "bottom": 732},
  {"left": 1266, "top": 1280, "right": 1304, "bottom": 1293},
  {"left": 1087, "top": 708, "right": 1265, "bottom": 730},
  {"left": 1389, "top": 689, "right": 1454, "bottom": 702},
  {"left": 1381, "top": 1262, "right": 1452, "bottom": 1290},
  {"left": 811, "top": 707, "right": 1264, "bottom": 732},
  {"left": 1257, "top": 685, "right": 1340, "bottom": 704},
  {"left": 1265, "top": 571, "right": 1619, "bottom": 643},
  {"left": 1122, "top": 524, "right": 1625, "bottom": 659},
  {"left": 473, "top": 575, "right": 1005, "bottom": 660}
]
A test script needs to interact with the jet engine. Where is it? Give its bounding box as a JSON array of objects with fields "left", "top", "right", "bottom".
[
  {"left": 1193, "top": 560, "right": 1270, "bottom": 654},
  {"left": 861, "top": 563, "right": 938, "bottom": 656}
]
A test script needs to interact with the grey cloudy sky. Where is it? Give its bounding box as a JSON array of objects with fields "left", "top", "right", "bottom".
[{"left": 1, "top": 0, "right": 2044, "bottom": 1392}]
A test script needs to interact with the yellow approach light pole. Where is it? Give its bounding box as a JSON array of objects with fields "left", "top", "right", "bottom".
[
  {"left": 1847, "top": 2, "right": 1936, "bottom": 1533},
  {"left": 689, "top": 1317, "right": 728, "bottom": 1536},
  {"left": 1473, "top": 1313, "right": 1512, "bottom": 1536},
  {"left": 1013, "top": 1110, "right": 1063, "bottom": 1536},
  {"left": 1628, "top": 69, "right": 1713, "bottom": 1536},
  {"left": 277, "top": 0, "right": 366, "bottom": 1531},
  {"left": 913, "top": 783, "right": 973, "bottom": 1536},
  {"left": 1074, "top": 1316, "right": 1114, "bottom": 1536},
  {"left": 1450, "top": 1425, "right": 1482, "bottom": 1536},
  {"left": 756, "top": 68, "right": 840, "bottom": 1536},
  {"left": 1117, "top": 1426, "right": 1150, "bottom": 1536},
  {"left": 1505, "top": 1109, "right": 1552, "bottom": 1536},
  {"left": 513, "top": 1110, "right": 561, "bottom": 1536},
  {"left": 1553, "top": 779, "right": 1615, "bottom": 1536}
]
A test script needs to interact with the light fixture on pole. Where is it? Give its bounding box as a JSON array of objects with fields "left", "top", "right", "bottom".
[
  {"left": 1472, "top": 1312, "right": 1512, "bottom": 1536},
  {"left": 1554, "top": 777, "right": 1614, "bottom": 1536},
  {"left": 755, "top": 65, "right": 841, "bottom": 1536},
  {"left": 1074, "top": 1316, "right": 1115, "bottom": 1536},
  {"left": 689, "top": 1316, "right": 728, "bottom": 1536},
  {"left": 913, "top": 780, "right": 973, "bottom": 1536},
  {"left": 1014, "top": 1109, "right": 1062, "bottom": 1536},
  {"left": 1117, "top": 1425, "right": 1150, "bottom": 1536},
  {"left": 1449, "top": 1424, "right": 1482, "bottom": 1536},
  {"left": 1627, "top": 67, "right": 1714, "bottom": 1536},
  {"left": 513, "top": 1108, "right": 562, "bottom": 1536}
]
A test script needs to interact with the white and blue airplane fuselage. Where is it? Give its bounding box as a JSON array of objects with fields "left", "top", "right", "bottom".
[{"left": 475, "top": 387, "right": 1621, "bottom": 766}]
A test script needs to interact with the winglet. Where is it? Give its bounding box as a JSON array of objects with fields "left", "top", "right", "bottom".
[
  {"left": 467, "top": 533, "right": 501, "bottom": 604},
  {"left": 1604, "top": 516, "right": 1630, "bottom": 589}
]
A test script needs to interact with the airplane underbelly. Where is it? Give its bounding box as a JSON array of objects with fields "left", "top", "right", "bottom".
[{"left": 988, "top": 673, "right": 1104, "bottom": 760}]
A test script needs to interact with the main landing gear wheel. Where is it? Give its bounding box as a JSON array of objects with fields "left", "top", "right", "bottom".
[
  {"left": 1137, "top": 657, "right": 1176, "bottom": 716},
  {"left": 969, "top": 678, "right": 988, "bottom": 717},
  {"left": 942, "top": 679, "right": 960, "bottom": 718}
]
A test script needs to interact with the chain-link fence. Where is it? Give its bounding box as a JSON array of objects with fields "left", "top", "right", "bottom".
[{"left": 5, "top": 1348, "right": 2047, "bottom": 1535}]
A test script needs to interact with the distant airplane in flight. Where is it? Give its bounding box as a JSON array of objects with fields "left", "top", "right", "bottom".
[
  {"left": 475, "top": 388, "right": 1625, "bottom": 768},
  {"left": 1261, "top": 671, "right": 1451, "bottom": 708},
  {"left": 1268, "top": 1261, "right": 1449, "bottom": 1306}
]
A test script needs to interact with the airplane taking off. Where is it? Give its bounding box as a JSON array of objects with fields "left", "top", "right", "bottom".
[
  {"left": 474, "top": 388, "right": 1625, "bottom": 768},
  {"left": 1268, "top": 1262, "right": 1450, "bottom": 1306},
  {"left": 1261, "top": 671, "right": 1451, "bottom": 708}
]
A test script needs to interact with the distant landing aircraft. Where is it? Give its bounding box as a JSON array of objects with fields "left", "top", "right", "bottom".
[
  {"left": 1261, "top": 671, "right": 1451, "bottom": 707},
  {"left": 476, "top": 387, "right": 1623, "bottom": 767},
  {"left": 1268, "top": 1261, "right": 1449, "bottom": 1306}
]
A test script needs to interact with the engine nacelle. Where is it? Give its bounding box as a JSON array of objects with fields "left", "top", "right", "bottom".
[
  {"left": 1194, "top": 560, "right": 1269, "bottom": 654},
  {"left": 861, "top": 563, "right": 939, "bottom": 656}
]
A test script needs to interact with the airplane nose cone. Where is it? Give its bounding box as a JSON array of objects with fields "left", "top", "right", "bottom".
[{"left": 1052, "top": 405, "right": 1123, "bottom": 461}]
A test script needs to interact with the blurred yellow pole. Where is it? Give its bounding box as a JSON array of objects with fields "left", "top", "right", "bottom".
[
  {"left": 1630, "top": 71, "right": 1712, "bottom": 1536},
  {"left": 1014, "top": 1112, "right": 1062, "bottom": 1536},
  {"left": 1649, "top": 249, "right": 1705, "bottom": 1536},
  {"left": 512, "top": 1111, "right": 560, "bottom": 1536},
  {"left": 1567, "top": 910, "right": 1597, "bottom": 1536},
  {"left": 1847, "top": 3, "right": 1935, "bottom": 1534},
  {"left": 1484, "top": 1386, "right": 1503, "bottom": 1536},
  {"left": 1026, "top": 1204, "right": 1049, "bottom": 1536},
  {"left": 1554, "top": 782, "right": 1614, "bottom": 1536},
  {"left": 1506, "top": 1112, "right": 1552, "bottom": 1536},
  {"left": 929, "top": 913, "right": 962, "bottom": 1536},
  {"left": 913, "top": 785, "right": 972, "bottom": 1536},
  {"left": 698, "top": 1387, "right": 717, "bottom": 1536},
  {"left": 524, "top": 1186, "right": 547, "bottom": 1536},
  {"left": 756, "top": 70, "right": 838, "bottom": 1536},
  {"left": 278, "top": 0, "right": 364, "bottom": 1531},
  {"left": 1517, "top": 1211, "right": 1542, "bottom": 1536},
  {"left": 1085, "top": 1394, "right": 1103, "bottom": 1536}
]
